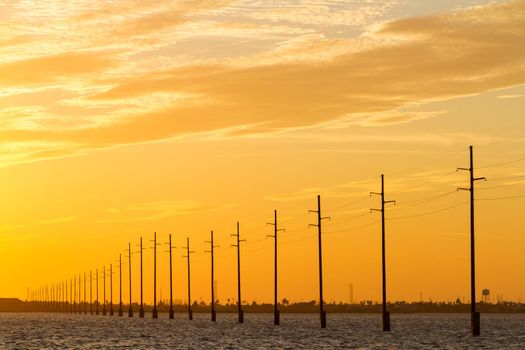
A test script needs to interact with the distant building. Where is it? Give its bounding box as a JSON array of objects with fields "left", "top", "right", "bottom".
[{"left": 482, "top": 289, "right": 490, "bottom": 303}]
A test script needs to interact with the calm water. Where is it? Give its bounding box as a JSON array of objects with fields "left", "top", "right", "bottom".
[{"left": 0, "top": 313, "right": 523, "bottom": 349}]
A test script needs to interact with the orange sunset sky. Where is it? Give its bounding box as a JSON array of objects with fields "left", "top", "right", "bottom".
[{"left": 0, "top": 0, "right": 524, "bottom": 305}]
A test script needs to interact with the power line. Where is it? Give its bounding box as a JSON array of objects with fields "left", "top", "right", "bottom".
[
  {"left": 478, "top": 194, "right": 525, "bottom": 201},
  {"left": 486, "top": 174, "right": 525, "bottom": 182},
  {"left": 324, "top": 195, "right": 371, "bottom": 212},
  {"left": 387, "top": 201, "right": 469, "bottom": 220},
  {"left": 477, "top": 157, "right": 525, "bottom": 169},
  {"left": 478, "top": 183, "right": 525, "bottom": 191},
  {"left": 400, "top": 170, "right": 459, "bottom": 191},
  {"left": 386, "top": 148, "right": 466, "bottom": 177},
  {"left": 326, "top": 211, "right": 371, "bottom": 227},
  {"left": 324, "top": 220, "right": 380, "bottom": 234},
  {"left": 395, "top": 190, "right": 458, "bottom": 207}
]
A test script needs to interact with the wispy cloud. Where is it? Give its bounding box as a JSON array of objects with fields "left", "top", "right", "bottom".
[
  {"left": 0, "top": 216, "right": 77, "bottom": 233},
  {"left": 1, "top": 0, "right": 524, "bottom": 167},
  {"left": 99, "top": 200, "right": 234, "bottom": 223}
]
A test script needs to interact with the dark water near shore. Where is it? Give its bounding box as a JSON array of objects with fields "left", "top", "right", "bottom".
[{"left": 0, "top": 313, "right": 523, "bottom": 349}]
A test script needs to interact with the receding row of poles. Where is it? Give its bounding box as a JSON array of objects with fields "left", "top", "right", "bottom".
[{"left": 30, "top": 146, "right": 484, "bottom": 336}]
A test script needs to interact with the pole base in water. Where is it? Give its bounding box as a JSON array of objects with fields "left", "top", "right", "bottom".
[
  {"left": 139, "top": 308, "right": 144, "bottom": 318},
  {"left": 239, "top": 309, "right": 244, "bottom": 324},
  {"left": 382, "top": 311, "right": 391, "bottom": 331},
  {"left": 320, "top": 311, "right": 326, "bottom": 328},
  {"left": 109, "top": 308, "right": 114, "bottom": 316},
  {"left": 102, "top": 307, "right": 106, "bottom": 316},
  {"left": 472, "top": 311, "right": 480, "bottom": 336},
  {"left": 169, "top": 309, "right": 174, "bottom": 319},
  {"left": 128, "top": 308, "right": 133, "bottom": 317},
  {"left": 152, "top": 308, "right": 158, "bottom": 319},
  {"left": 274, "top": 310, "right": 280, "bottom": 325},
  {"left": 118, "top": 308, "right": 123, "bottom": 317},
  {"left": 211, "top": 310, "right": 216, "bottom": 322},
  {"left": 189, "top": 309, "right": 193, "bottom": 320}
]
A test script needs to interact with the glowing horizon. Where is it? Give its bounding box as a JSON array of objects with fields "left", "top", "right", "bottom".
[{"left": 1, "top": 0, "right": 524, "bottom": 305}]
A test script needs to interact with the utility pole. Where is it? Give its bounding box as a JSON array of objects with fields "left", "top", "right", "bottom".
[
  {"left": 458, "top": 145, "right": 486, "bottom": 337},
  {"left": 96, "top": 269, "right": 99, "bottom": 315},
  {"left": 109, "top": 264, "right": 114, "bottom": 316},
  {"left": 309, "top": 195, "right": 330, "bottom": 328},
  {"left": 166, "top": 234, "right": 176, "bottom": 319},
  {"left": 70, "top": 279, "right": 73, "bottom": 314},
  {"left": 103, "top": 266, "right": 107, "bottom": 316},
  {"left": 90, "top": 270, "right": 93, "bottom": 315},
  {"left": 183, "top": 237, "right": 195, "bottom": 320},
  {"left": 78, "top": 274, "right": 82, "bottom": 314},
  {"left": 139, "top": 237, "right": 145, "bottom": 318},
  {"left": 84, "top": 272, "right": 87, "bottom": 315},
  {"left": 205, "top": 231, "right": 219, "bottom": 321},
  {"left": 151, "top": 232, "right": 160, "bottom": 319},
  {"left": 127, "top": 242, "right": 133, "bottom": 317},
  {"left": 267, "top": 210, "right": 285, "bottom": 325},
  {"left": 118, "top": 254, "right": 123, "bottom": 317},
  {"left": 371, "top": 174, "right": 396, "bottom": 332},
  {"left": 65, "top": 281, "right": 68, "bottom": 313},
  {"left": 230, "top": 222, "right": 246, "bottom": 323}
]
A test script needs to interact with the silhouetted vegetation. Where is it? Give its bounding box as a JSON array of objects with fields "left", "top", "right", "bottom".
[{"left": 6, "top": 298, "right": 524, "bottom": 313}]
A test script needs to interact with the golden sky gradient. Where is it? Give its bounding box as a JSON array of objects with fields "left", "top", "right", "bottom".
[{"left": 0, "top": 0, "right": 524, "bottom": 304}]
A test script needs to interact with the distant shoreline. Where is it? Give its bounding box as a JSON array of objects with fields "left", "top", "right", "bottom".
[{"left": 1, "top": 298, "right": 523, "bottom": 313}]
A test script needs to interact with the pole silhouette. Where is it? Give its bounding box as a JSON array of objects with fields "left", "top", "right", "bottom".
[
  {"left": 118, "top": 254, "right": 123, "bottom": 317},
  {"left": 96, "top": 269, "right": 99, "bottom": 315},
  {"left": 127, "top": 242, "right": 133, "bottom": 317},
  {"left": 167, "top": 234, "right": 175, "bottom": 319},
  {"left": 78, "top": 274, "right": 82, "bottom": 314},
  {"left": 90, "top": 270, "right": 93, "bottom": 315},
  {"left": 70, "top": 279, "right": 73, "bottom": 314},
  {"left": 371, "top": 174, "right": 396, "bottom": 331},
  {"left": 65, "top": 280, "right": 69, "bottom": 313},
  {"left": 205, "top": 231, "right": 219, "bottom": 322},
  {"left": 103, "top": 266, "right": 107, "bottom": 316},
  {"left": 458, "top": 145, "right": 485, "bottom": 336},
  {"left": 309, "top": 195, "right": 330, "bottom": 328},
  {"left": 183, "top": 237, "right": 195, "bottom": 320},
  {"left": 267, "top": 210, "right": 285, "bottom": 325},
  {"left": 139, "top": 237, "right": 145, "bottom": 318},
  {"left": 109, "top": 264, "right": 114, "bottom": 316},
  {"left": 84, "top": 272, "right": 87, "bottom": 315},
  {"left": 151, "top": 232, "right": 159, "bottom": 319},
  {"left": 230, "top": 222, "right": 246, "bottom": 323}
]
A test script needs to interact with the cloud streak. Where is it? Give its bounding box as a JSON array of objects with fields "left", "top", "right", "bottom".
[{"left": 1, "top": 0, "right": 524, "bottom": 166}]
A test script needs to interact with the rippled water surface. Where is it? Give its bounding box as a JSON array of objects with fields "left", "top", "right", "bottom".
[{"left": 0, "top": 313, "right": 524, "bottom": 349}]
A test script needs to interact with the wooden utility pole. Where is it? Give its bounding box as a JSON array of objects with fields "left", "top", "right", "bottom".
[
  {"left": 167, "top": 234, "right": 176, "bottom": 319},
  {"left": 127, "top": 242, "right": 133, "bottom": 317},
  {"left": 103, "top": 266, "right": 107, "bottom": 316},
  {"left": 206, "top": 231, "right": 219, "bottom": 321},
  {"left": 230, "top": 222, "right": 246, "bottom": 323},
  {"left": 458, "top": 145, "right": 485, "bottom": 336},
  {"left": 90, "top": 270, "right": 93, "bottom": 315},
  {"left": 118, "top": 254, "right": 123, "bottom": 317},
  {"left": 84, "top": 273, "right": 87, "bottom": 315},
  {"left": 139, "top": 237, "right": 145, "bottom": 318},
  {"left": 78, "top": 274, "right": 82, "bottom": 314},
  {"left": 96, "top": 269, "right": 99, "bottom": 315},
  {"left": 70, "top": 279, "right": 73, "bottom": 314},
  {"left": 371, "top": 174, "right": 396, "bottom": 331},
  {"left": 109, "top": 264, "right": 114, "bottom": 316},
  {"left": 183, "top": 237, "right": 195, "bottom": 320},
  {"left": 151, "top": 232, "right": 160, "bottom": 319},
  {"left": 267, "top": 210, "right": 285, "bottom": 325},
  {"left": 309, "top": 195, "right": 330, "bottom": 328}
]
